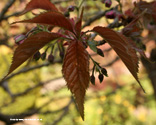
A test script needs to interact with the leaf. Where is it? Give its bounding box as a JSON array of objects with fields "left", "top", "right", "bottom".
[
  {"left": 92, "top": 26, "right": 145, "bottom": 92},
  {"left": 122, "top": 13, "right": 143, "bottom": 36},
  {"left": 136, "top": 1, "right": 156, "bottom": 23},
  {"left": 13, "top": 11, "right": 73, "bottom": 32},
  {"left": 62, "top": 41, "right": 89, "bottom": 120},
  {"left": 87, "top": 41, "right": 97, "bottom": 52},
  {"left": 152, "top": 2, "right": 156, "bottom": 22},
  {"left": 127, "top": 37, "right": 154, "bottom": 63},
  {"left": 75, "top": 7, "right": 84, "bottom": 37},
  {"left": 3, "top": 32, "right": 59, "bottom": 79},
  {"left": 20, "top": 0, "right": 58, "bottom": 15}
]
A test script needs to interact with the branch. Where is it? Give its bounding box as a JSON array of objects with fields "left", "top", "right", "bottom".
[
  {"left": 0, "top": 108, "right": 39, "bottom": 124},
  {"left": 0, "top": 0, "right": 73, "bottom": 21},
  {"left": 0, "top": 59, "right": 62, "bottom": 85},
  {"left": 2, "top": 11, "right": 22, "bottom": 21},
  {"left": 0, "top": 0, "right": 16, "bottom": 22},
  {"left": 13, "top": 76, "right": 63, "bottom": 97},
  {"left": 52, "top": 97, "right": 73, "bottom": 125},
  {"left": 0, "top": 93, "right": 72, "bottom": 124},
  {"left": 53, "top": 0, "right": 73, "bottom": 4},
  {"left": 83, "top": 11, "right": 108, "bottom": 28},
  {"left": 102, "top": 56, "right": 119, "bottom": 67}
]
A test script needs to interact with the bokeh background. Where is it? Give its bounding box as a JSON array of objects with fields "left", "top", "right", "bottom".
[{"left": 0, "top": 0, "right": 156, "bottom": 125}]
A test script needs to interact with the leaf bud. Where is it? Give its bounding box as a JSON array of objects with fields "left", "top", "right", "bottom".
[
  {"left": 142, "top": 44, "right": 146, "bottom": 50},
  {"left": 101, "top": 68, "right": 108, "bottom": 77},
  {"left": 48, "top": 54, "right": 54, "bottom": 63},
  {"left": 41, "top": 52, "right": 47, "bottom": 60},
  {"left": 105, "top": 0, "right": 112, "bottom": 8},
  {"left": 64, "top": 11, "right": 70, "bottom": 17},
  {"left": 98, "top": 74, "right": 104, "bottom": 83},
  {"left": 33, "top": 51, "right": 41, "bottom": 61},
  {"left": 59, "top": 51, "right": 64, "bottom": 59},
  {"left": 68, "top": 5, "right": 75, "bottom": 12},
  {"left": 90, "top": 75, "right": 95, "bottom": 85},
  {"left": 97, "top": 40, "right": 107, "bottom": 46},
  {"left": 97, "top": 48, "right": 104, "bottom": 57},
  {"left": 105, "top": 10, "right": 116, "bottom": 19},
  {"left": 14, "top": 34, "right": 26, "bottom": 45}
]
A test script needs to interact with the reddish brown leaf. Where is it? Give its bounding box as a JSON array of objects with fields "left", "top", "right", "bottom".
[
  {"left": 75, "top": 7, "right": 84, "bottom": 37},
  {"left": 20, "top": 0, "right": 58, "bottom": 15},
  {"left": 152, "top": 2, "right": 156, "bottom": 22},
  {"left": 93, "top": 26, "right": 145, "bottom": 92},
  {"left": 4, "top": 32, "right": 59, "bottom": 79},
  {"left": 127, "top": 37, "right": 153, "bottom": 63},
  {"left": 122, "top": 12, "right": 143, "bottom": 36},
  {"left": 136, "top": 1, "right": 156, "bottom": 23},
  {"left": 62, "top": 41, "right": 89, "bottom": 120},
  {"left": 13, "top": 11, "right": 73, "bottom": 32}
]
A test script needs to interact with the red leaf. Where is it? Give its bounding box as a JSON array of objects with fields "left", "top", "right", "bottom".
[
  {"left": 75, "top": 7, "right": 84, "bottom": 37},
  {"left": 13, "top": 11, "right": 73, "bottom": 32},
  {"left": 62, "top": 41, "right": 89, "bottom": 120},
  {"left": 152, "top": 2, "right": 156, "bottom": 22},
  {"left": 92, "top": 26, "right": 145, "bottom": 92},
  {"left": 4, "top": 32, "right": 59, "bottom": 79},
  {"left": 127, "top": 37, "right": 153, "bottom": 63},
  {"left": 122, "top": 13, "right": 143, "bottom": 36},
  {"left": 20, "top": 0, "right": 58, "bottom": 15},
  {"left": 136, "top": 1, "right": 156, "bottom": 23}
]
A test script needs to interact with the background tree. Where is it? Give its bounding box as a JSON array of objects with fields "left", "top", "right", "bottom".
[{"left": 0, "top": 0, "right": 156, "bottom": 125}]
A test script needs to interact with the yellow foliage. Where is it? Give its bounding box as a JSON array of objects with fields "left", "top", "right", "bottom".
[
  {"left": 123, "top": 100, "right": 130, "bottom": 107},
  {"left": 0, "top": 45, "right": 12, "bottom": 54},
  {"left": 114, "top": 94, "right": 122, "bottom": 104},
  {"left": 100, "top": 96, "right": 106, "bottom": 102},
  {"left": 128, "top": 105, "right": 135, "bottom": 113},
  {"left": 138, "top": 113, "right": 146, "bottom": 122}
]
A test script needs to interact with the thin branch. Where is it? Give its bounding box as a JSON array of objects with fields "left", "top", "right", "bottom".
[
  {"left": 0, "top": 0, "right": 16, "bottom": 22},
  {"left": 13, "top": 76, "right": 63, "bottom": 97},
  {"left": 83, "top": 9, "right": 112, "bottom": 28},
  {"left": 53, "top": 0, "right": 73, "bottom": 4},
  {"left": 2, "top": 11, "right": 22, "bottom": 21},
  {"left": 0, "top": 96, "right": 69, "bottom": 124},
  {"left": 0, "top": 0, "right": 72, "bottom": 21},
  {"left": 101, "top": 56, "right": 119, "bottom": 67},
  {"left": 0, "top": 96, "right": 73, "bottom": 124},
  {"left": 0, "top": 59, "right": 62, "bottom": 85},
  {"left": 52, "top": 98, "right": 73, "bottom": 125}
]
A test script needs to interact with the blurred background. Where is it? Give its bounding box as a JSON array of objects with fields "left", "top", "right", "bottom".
[{"left": 0, "top": 0, "right": 156, "bottom": 125}]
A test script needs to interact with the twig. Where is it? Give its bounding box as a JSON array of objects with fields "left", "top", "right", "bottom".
[
  {"left": 0, "top": 0, "right": 72, "bottom": 21},
  {"left": 0, "top": 59, "right": 62, "bottom": 85},
  {"left": 0, "top": 0, "right": 16, "bottom": 22},
  {"left": 52, "top": 98, "right": 73, "bottom": 125},
  {"left": 0, "top": 90, "right": 72, "bottom": 124},
  {"left": 101, "top": 56, "right": 119, "bottom": 67},
  {"left": 13, "top": 76, "right": 63, "bottom": 97},
  {"left": 2, "top": 11, "right": 22, "bottom": 21},
  {"left": 83, "top": 9, "right": 112, "bottom": 28},
  {"left": 53, "top": 0, "right": 73, "bottom": 4}
]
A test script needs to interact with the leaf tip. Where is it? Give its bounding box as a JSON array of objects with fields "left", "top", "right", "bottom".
[
  {"left": 79, "top": 107, "right": 85, "bottom": 121},
  {"left": 137, "top": 79, "right": 146, "bottom": 93}
]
